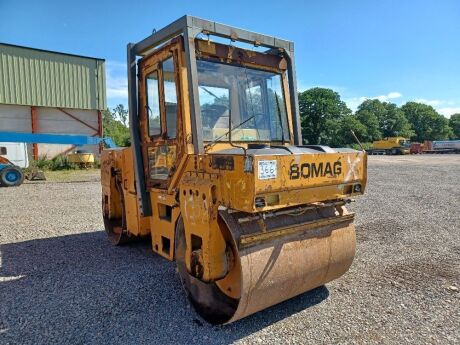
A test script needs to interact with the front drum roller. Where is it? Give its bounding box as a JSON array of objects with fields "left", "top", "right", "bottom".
[{"left": 175, "top": 205, "right": 356, "bottom": 324}]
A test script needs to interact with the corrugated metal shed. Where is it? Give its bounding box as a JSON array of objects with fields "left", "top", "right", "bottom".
[{"left": 0, "top": 43, "right": 106, "bottom": 110}]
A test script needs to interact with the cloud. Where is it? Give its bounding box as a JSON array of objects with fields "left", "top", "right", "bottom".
[
  {"left": 409, "top": 99, "right": 459, "bottom": 117},
  {"left": 375, "top": 91, "right": 402, "bottom": 102},
  {"left": 344, "top": 94, "right": 459, "bottom": 118},
  {"left": 343, "top": 91, "right": 402, "bottom": 111},
  {"left": 343, "top": 96, "right": 368, "bottom": 111},
  {"left": 436, "top": 107, "right": 460, "bottom": 118},
  {"left": 387, "top": 92, "right": 402, "bottom": 99},
  {"left": 106, "top": 61, "right": 128, "bottom": 102},
  {"left": 415, "top": 98, "right": 442, "bottom": 106}
]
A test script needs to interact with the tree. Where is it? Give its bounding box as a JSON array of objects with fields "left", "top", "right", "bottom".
[
  {"left": 112, "top": 104, "right": 129, "bottom": 127},
  {"left": 449, "top": 113, "right": 460, "bottom": 139},
  {"left": 401, "top": 102, "right": 451, "bottom": 142},
  {"left": 298, "top": 88, "right": 351, "bottom": 145},
  {"left": 354, "top": 102, "right": 382, "bottom": 142},
  {"left": 332, "top": 115, "right": 368, "bottom": 147},
  {"left": 356, "top": 99, "right": 413, "bottom": 139},
  {"left": 102, "top": 108, "right": 130, "bottom": 146}
]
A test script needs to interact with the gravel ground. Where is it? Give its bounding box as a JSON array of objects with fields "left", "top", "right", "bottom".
[{"left": 1, "top": 155, "right": 459, "bottom": 344}]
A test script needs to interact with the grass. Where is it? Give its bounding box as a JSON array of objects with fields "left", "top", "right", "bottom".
[
  {"left": 28, "top": 155, "right": 101, "bottom": 172},
  {"left": 38, "top": 169, "right": 101, "bottom": 183},
  {"left": 22, "top": 154, "right": 101, "bottom": 183}
]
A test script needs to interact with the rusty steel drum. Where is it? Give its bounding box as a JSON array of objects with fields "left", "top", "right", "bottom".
[{"left": 175, "top": 205, "right": 356, "bottom": 324}]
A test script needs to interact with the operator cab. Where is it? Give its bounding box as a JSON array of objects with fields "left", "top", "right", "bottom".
[
  {"left": 196, "top": 54, "right": 291, "bottom": 145},
  {"left": 398, "top": 138, "right": 410, "bottom": 148},
  {"left": 136, "top": 32, "right": 296, "bottom": 190}
]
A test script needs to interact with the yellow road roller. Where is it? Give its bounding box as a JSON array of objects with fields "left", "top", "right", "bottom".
[{"left": 101, "top": 16, "right": 367, "bottom": 324}]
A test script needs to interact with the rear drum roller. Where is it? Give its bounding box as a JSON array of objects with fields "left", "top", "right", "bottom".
[
  {"left": 102, "top": 175, "right": 131, "bottom": 246},
  {"left": 175, "top": 206, "right": 356, "bottom": 324},
  {"left": 103, "top": 211, "right": 131, "bottom": 245}
]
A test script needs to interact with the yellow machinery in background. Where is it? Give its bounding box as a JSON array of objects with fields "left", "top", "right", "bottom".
[
  {"left": 68, "top": 150, "right": 95, "bottom": 169},
  {"left": 368, "top": 137, "right": 410, "bottom": 155},
  {"left": 101, "top": 16, "right": 367, "bottom": 324}
]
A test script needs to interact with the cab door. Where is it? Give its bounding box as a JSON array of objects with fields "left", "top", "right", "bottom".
[
  {"left": 138, "top": 39, "right": 185, "bottom": 191},
  {"left": 138, "top": 39, "right": 185, "bottom": 259}
]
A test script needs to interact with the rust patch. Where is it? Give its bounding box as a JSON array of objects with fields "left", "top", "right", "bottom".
[{"left": 211, "top": 156, "right": 234, "bottom": 171}]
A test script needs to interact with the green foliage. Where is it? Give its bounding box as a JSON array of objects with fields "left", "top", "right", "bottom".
[
  {"left": 296, "top": 87, "right": 460, "bottom": 147},
  {"left": 401, "top": 102, "right": 451, "bottom": 141},
  {"left": 356, "top": 99, "right": 413, "bottom": 139},
  {"left": 298, "top": 88, "right": 351, "bottom": 144},
  {"left": 333, "top": 115, "right": 368, "bottom": 147},
  {"left": 347, "top": 142, "right": 373, "bottom": 150},
  {"left": 27, "top": 154, "right": 77, "bottom": 171},
  {"left": 49, "top": 155, "right": 77, "bottom": 170},
  {"left": 34, "top": 155, "right": 52, "bottom": 170},
  {"left": 354, "top": 106, "right": 382, "bottom": 142},
  {"left": 448, "top": 113, "right": 460, "bottom": 139},
  {"left": 102, "top": 106, "right": 130, "bottom": 147}
]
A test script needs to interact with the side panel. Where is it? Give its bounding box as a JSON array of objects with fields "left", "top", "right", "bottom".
[
  {"left": 0, "top": 43, "right": 106, "bottom": 110},
  {"left": 101, "top": 149, "right": 123, "bottom": 220},
  {"left": 101, "top": 148, "right": 150, "bottom": 237},
  {"left": 179, "top": 172, "right": 229, "bottom": 281},
  {"left": 253, "top": 152, "right": 367, "bottom": 192},
  {"left": 148, "top": 191, "right": 180, "bottom": 260},
  {"left": 196, "top": 151, "right": 367, "bottom": 213},
  {"left": 36, "top": 107, "right": 100, "bottom": 158},
  {"left": 121, "top": 149, "right": 150, "bottom": 237}
]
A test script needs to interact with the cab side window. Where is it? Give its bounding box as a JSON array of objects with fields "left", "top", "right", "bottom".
[
  {"left": 162, "top": 57, "right": 178, "bottom": 139},
  {"left": 146, "top": 71, "right": 161, "bottom": 137}
]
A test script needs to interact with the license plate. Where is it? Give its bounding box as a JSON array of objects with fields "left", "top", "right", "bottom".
[{"left": 258, "top": 160, "right": 277, "bottom": 180}]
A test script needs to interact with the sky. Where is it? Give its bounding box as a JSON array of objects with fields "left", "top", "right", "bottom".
[{"left": 1, "top": 0, "right": 459, "bottom": 117}]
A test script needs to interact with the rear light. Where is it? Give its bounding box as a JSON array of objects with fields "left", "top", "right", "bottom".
[{"left": 255, "top": 197, "right": 266, "bottom": 208}]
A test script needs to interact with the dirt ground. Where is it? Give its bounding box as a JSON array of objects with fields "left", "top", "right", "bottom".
[{"left": 1, "top": 155, "right": 459, "bottom": 344}]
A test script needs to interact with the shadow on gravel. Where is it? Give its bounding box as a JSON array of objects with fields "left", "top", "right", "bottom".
[{"left": 0, "top": 231, "right": 328, "bottom": 345}]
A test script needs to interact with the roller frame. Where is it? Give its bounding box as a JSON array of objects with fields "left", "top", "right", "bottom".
[{"left": 99, "top": 15, "right": 368, "bottom": 325}]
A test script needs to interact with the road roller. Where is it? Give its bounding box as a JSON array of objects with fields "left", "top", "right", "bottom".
[{"left": 101, "top": 16, "right": 367, "bottom": 324}]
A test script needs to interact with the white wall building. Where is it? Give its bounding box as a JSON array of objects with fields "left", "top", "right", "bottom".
[{"left": 0, "top": 43, "right": 107, "bottom": 162}]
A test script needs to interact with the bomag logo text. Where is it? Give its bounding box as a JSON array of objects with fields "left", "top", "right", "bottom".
[{"left": 289, "top": 161, "right": 342, "bottom": 180}]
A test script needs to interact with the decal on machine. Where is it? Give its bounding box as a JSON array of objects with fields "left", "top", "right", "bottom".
[
  {"left": 289, "top": 161, "right": 342, "bottom": 180},
  {"left": 258, "top": 160, "right": 277, "bottom": 180}
]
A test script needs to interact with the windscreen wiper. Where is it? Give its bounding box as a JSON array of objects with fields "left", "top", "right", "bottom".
[
  {"left": 204, "top": 115, "right": 255, "bottom": 151},
  {"left": 199, "top": 86, "right": 220, "bottom": 100}
]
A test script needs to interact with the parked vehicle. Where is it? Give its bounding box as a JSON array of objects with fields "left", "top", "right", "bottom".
[
  {"left": 423, "top": 140, "right": 460, "bottom": 154},
  {"left": 368, "top": 137, "right": 410, "bottom": 155},
  {"left": 0, "top": 142, "right": 29, "bottom": 168},
  {"left": 0, "top": 146, "right": 25, "bottom": 187},
  {"left": 100, "top": 16, "right": 368, "bottom": 324},
  {"left": 410, "top": 142, "right": 424, "bottom": 154}
]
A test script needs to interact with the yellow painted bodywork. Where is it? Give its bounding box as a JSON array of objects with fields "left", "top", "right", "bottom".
[
  {"left": 372, "top": 137, "right": 409, "bottom": 153},
  {"left": 100, "top": 35, "right": 368, "bottom": 285},
  {"left": 101, "top": 148, "right": 150, "bottom": 237},
  {"left": 102, "top": 146, "right": 367, "bottom": 280},
  {"left": 193, "top": 151, "right": 367, "bottom": 213},
  {"left": 68, "top": 153, "right": 94, "bottom": 164}
]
